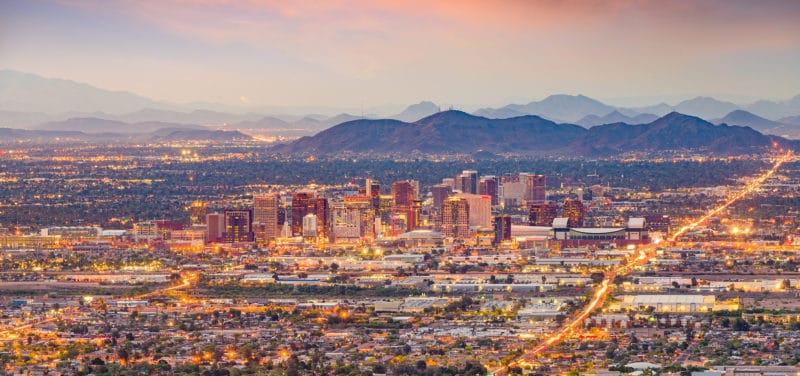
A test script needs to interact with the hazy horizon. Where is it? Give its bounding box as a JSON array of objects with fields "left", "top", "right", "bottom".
[{"left": 2, "top": 0, "right": 800, "bottom": 112}]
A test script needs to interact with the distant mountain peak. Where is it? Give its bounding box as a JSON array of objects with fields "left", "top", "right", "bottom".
[
  {"left": 477, "top": 94, "right": 617, "bottom": 122},
  {"left": 727, "top": 109, "right": 755, "bottom": 116},
  {"left": 415, "top": 109, "right": 475, "bottom": 123},
  {"left": 662, "top": 110, "right": 690, "bottom": 118},
  {"left": 413, "top": 100, "right": 437, "bottom": 106},
  {"left": 0, "top": 70, "right": 160, "bottom": 114},
  {"left": 576, "top": 110, "right": 658, "bottom": 127},
  {"left": 393, "top": 100, "right": 440, "bottom": 122},
  {"left": 659, "top": 112, "right": 701, "bottom": 123}
]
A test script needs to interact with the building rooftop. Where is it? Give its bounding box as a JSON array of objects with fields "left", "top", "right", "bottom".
[{"left": 552, "top": 218, "right": 569, "bottom": 228}]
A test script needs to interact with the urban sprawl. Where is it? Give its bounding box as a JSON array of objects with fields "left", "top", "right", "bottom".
[{"left": 1, "top": 144, "right": 800, "bottom": 376}]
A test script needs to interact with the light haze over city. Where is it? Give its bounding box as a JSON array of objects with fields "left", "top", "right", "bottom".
[{"left": 2, "top": 0, "right": 800, "bottom": 112}]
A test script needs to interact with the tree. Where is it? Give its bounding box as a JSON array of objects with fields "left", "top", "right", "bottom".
[
  {"left": 329, "top": 262, "right": 339, "bottom": 273},
  {"left": 373, "top": 364, "right": 387, "bottom": 373},
  {"left": 733, "top": 318, "right": 750, "bottom": 331},
  {"left": 156, "top": 359, "right": 171, "bottom": 372},
  {"left": 117, "top": 348, "right": 130, "bottom": 365}
]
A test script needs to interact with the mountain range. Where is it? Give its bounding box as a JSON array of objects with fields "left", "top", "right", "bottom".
[
  {"left": 474, "top": 95, "right": 800, "bottom": 125},
  {"left": 2, "top": 69, "right": 800, "bottom": 154},
  {"left": 393, "top": 101, "right": 441, "bottom": 122},
  {"left": 3, "top": 70, "right": 800, "bottom": 128},
  {"left": 0, "top": 126, "right": 250, "bottom": 144},
  {"left": 35, "top": 117, "right": 210, "bottom": 134},
  {"left": 0, "top": 116, "right": 250, "bottom": 143},
  {"left": 576, "top": 111, "right": 659, "bottom": 127},
  {"left": 474, "top": 94, "right": 621, "bottom": 123},
  {"left": 275, "top": 111, "right": 785, "bottom": 157},
  {"left": 0, "top": 70, "right": 160, "bottom": 115}
]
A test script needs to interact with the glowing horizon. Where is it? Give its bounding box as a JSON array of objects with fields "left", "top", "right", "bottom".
[{"left": 2, "top": 0, "right": 799, "bottom": 109}]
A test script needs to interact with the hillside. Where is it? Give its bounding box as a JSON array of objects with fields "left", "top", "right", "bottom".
[{"left": 277, "top": 111, "right": 785, "bottom": 156}]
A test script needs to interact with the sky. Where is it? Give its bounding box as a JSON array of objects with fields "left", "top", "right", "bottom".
[{"left": 2, "top": 0, "right": 800, "bottom": 111}]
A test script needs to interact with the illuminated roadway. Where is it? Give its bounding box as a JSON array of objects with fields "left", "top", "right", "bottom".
[
  {"left": 669, "top": 151, "right": 793, "bottom": 241},
  {"left": 0, "top": 153, "right": 794, "bottom": 350},
  {"left": 0, "top": 317, "right": 59, "bottom": 337},
  {"left": 132, "top": 272, "right": 197, "bottom": 300},
  {"left": 508, "top": 151, "right": 793, "bottom": 371},
  {"left": 0, "top": 273, "right": 197, "bottom": 338},
  {"left": 515, "top": 248, "right": 651, "bottom": 368}
]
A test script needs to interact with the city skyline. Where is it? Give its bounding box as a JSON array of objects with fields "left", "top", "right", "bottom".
[
  {"left": 2, "top": 0, "right": 800, "bottom": 111},
  {"left": 4, "top": 2, "right": 800, "bottom": 375}
]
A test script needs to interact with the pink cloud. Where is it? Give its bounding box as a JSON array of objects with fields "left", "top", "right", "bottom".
[{"left": 57, "top": 0, "right": 800, "bottom": 50}]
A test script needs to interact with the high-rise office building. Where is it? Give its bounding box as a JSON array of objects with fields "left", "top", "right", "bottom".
[
  {"left": 441, "top": 178, "right": 455, "bottom": 190},
  {"left": 478, "top": 176, "right": 499, "bottom": 206},
  {"left": 223, "top": 209, "right": 253, "bottom": 243},
  {"left": 500, "top": 173, "right": 546, "bottom": 207},
  {"left": 189, "top": 201, "right": 207, "bottom": 225},
  {"left": 529, "top": 202, "right": 559, "bottom": 226},
  {"left": 332, "top": 196, "right": 376, "bottom": 243},
  {"left": 206, "top": 213, "right": 224, "bottom": 243},
  {"left": 518, "top": 173, "right": 546, "bottom": 205},
  {"left": 410, "top": 180, "right": 421, "bottom": 200},
  {"left": 302, "top": 214, "right": 318, "bottom": 239},
  {"left": 277, "top": 206, "right": 286, "bottom": 227},
  {"left": 366, "top": 179, "right": 381, "bottom": 213},
  {"left": 500, "top": 174, "right": 525, "bottom": 207},
  {"left": 454, "top": 193, "right": 492, "bottom": 228},
  {"left": 391, "top": 181, "right": 414, "bottom": 207},
  {"left": 431, "top": 184, "right": 453, "bottom": 212},
  {"left": 493, "top": 215, "right": 512, "bottom": 245},
  {"left": 310, "top": 197, "right": 330, "bottom": 241},
  {"left": 456, "top": 170, "right": 478, "bottom": 194},
  {"left": 253, "top": 194, "right": 279, "bottom": 245},
  {"left": 366, "top": 178, "right": 380, "bottom": 196},
  {"left": 528, "top": 174, "right": 546, "bottom": 205},
  {"left": 291, "top": 192, "right": 314, "bottom": 237},
  {"left": 563, "top": 199, "right": 584, "bottom": 228},
  {"left": 391, "top": 181, "right": 417, "bottom": 232},
  {"left": 441, "top": 197, "right": 470, "bottom": 239}
]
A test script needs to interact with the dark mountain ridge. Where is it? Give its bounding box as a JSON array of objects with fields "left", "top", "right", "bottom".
[
  {"left": 573, "top": 112, "right": 774, "bottom": 156},
  {"left": 35, "top": 117, "right": 208, "bottom": 134},
  {"left": 714, "top": 110, "right": 800, "bottom": 139},
  {"left": 576, "top": 110, "right": 658, "bottom": 127},
  {"left": 277, "top": 111, "right": 788, "bottom": 157},
  {"left": 281, "top": 111, "right": 588, "bottom": 155},
  {"left": 0, "top": 126, "right": 250, "bottom": 143}
]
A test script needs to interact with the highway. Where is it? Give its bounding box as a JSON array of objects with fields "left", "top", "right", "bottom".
[
  {"left": 516, "top": 248, "right": 651, "bottom": 367},
  {"left": 506, "top": 151, "right": 793, "bottom": 372},
  {"left": 669, "top": 151, "right": 793, "bottom": 242},
  {"left": 0, "top": 272, "right": 197, "bottom": 339},
  {"left": 0, "top": 317, "right": 59, "bottom": 338},
  {"left": 131, "top": 272, "right": 197, "bottom": 300}
]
